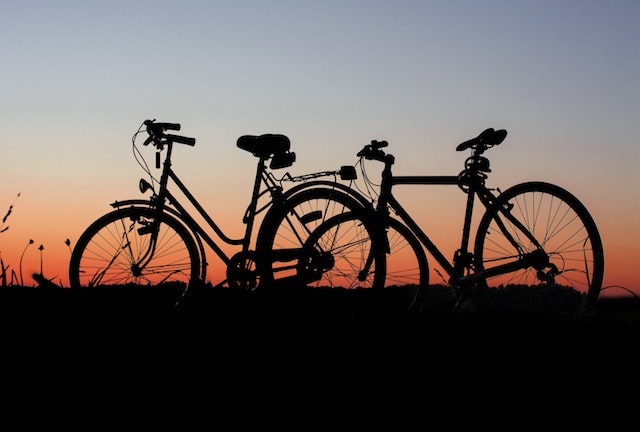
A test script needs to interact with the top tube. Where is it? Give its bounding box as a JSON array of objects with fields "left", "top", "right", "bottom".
[{"left": 392, "top": 176, "right": 459, "bottom": 186}]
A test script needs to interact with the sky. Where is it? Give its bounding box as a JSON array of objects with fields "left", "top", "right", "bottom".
[{"left": 1, "top": 0, "right": 638, "bottom": 296}]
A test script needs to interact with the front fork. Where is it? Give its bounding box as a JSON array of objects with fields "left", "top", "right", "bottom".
[
  {"left": 131, "top": 218, "right": 161, "bottom": 276},
  {"left": 110, "top": 200, "right": 166, "bottom": 278}
]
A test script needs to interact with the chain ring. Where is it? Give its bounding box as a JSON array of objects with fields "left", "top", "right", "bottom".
[{"left": 226, "top": 251, "right": 259, "bottom": 290}]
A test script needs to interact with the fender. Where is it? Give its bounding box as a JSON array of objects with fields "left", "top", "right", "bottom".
[
  {"left": 110, "top": 198, "right": 152, "bottom": 208},
  {"left": 278, "top": 180, "right": 373, "bottom": 209},
  {"left": 110, "top": 199, "right": 185, "bottom": 220}
]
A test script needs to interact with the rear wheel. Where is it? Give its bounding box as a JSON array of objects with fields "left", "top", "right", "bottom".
[
  {"left": 474, "top": 182, "right": 604, "bottom": 321},
  {"left": 257, "top": 187, "right": 372, "bottom": 289}
]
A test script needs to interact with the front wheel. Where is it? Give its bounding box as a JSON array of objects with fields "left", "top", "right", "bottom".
[
  {"left": 474, "top": 182, "right": 604, "bottom": 320},
  {"left": 69, "top": 207, "right": 202, "bottom": 296}
]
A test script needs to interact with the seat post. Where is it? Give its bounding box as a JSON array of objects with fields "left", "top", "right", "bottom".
[{"left": 241, "top": 157, "right": 268, "bottom": 250}]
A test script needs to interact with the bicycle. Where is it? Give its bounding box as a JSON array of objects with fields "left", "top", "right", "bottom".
[
  {"left": 309, "top": 128, "right": 605, "bottom": 320},
  {"left": 68, "top": 119, "right": 391, "bottom": 312}
]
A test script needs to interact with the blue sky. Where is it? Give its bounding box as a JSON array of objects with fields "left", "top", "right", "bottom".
[{"left": 1, "top": 0, "right": 639, "bottom": 291}]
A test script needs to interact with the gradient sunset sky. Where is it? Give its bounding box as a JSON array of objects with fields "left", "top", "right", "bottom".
[{"left": 1, "top": 0, "right": 638, "bottom": 296}]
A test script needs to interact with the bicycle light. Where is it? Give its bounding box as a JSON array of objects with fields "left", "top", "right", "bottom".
[
  {"left": 270, "top": 151, "right": 296, "bottom": 169},
  {"left": 339, "top": 166, "right": 357, "bottom": 181},
  {"left": 139, "top": 178, "right": 153, "bottom": 194}
]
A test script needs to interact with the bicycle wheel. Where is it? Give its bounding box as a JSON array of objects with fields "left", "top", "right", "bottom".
[
  {"left": 256, "top": 187, "right": 372, "bottom": 290},
  {"left": 474, "top": 181, "right": 604, "bottom": 320},
  {"left": 69, "top": 207, "right": 201, "bottom": 293}
]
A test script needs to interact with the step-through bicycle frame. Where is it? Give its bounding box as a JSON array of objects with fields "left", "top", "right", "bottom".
[{"left": 107, "top": 123, "right": 309, "bottom": 288}]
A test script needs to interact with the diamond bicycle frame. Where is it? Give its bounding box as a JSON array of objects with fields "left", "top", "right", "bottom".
[{"left": 358, "top": 139, "right": 549, "bottom": 291}]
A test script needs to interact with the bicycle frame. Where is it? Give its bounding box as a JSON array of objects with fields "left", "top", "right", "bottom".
[
  {"left": 374, "top": 154, "right": 548, "bottom": 290},
  {"left": 111, "top": 138, "right": 285, "bottom": 286}
]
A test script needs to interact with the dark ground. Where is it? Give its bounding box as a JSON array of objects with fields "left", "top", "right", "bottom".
[{"left": 1, "top": 284, "right": 638, "bottom": 410}]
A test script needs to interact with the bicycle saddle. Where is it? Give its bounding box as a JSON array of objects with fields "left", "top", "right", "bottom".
[
  {"left": 456, "top": 128, "right": 507, "bottom": 151},
  {"left": 237, "top": 134, "right": 291, "bottom": 158}
]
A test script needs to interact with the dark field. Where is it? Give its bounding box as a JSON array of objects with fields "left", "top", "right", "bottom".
[{"left": 2, "top": 283, "right": 638, "bottom": 393}]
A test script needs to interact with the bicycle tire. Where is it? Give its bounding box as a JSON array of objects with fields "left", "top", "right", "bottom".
[
  {"left": 69, "top": 207, "right": 201, "bottom": 294},
  {"left": 474, "top": 181, "right": 604, "bottom": 320},
  {"left": 256, "top": 187, "right": 374, "bottom": 290}
]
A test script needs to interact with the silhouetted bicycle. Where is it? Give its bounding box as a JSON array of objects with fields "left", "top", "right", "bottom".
[
  {"left": 68, "top": 120, "right": 383, "bottom": 307},
  {"left": 306, "top": 128, "right": 605, "bottom": 319}
]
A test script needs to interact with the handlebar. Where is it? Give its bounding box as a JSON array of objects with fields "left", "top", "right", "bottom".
[
  {"left": 357, "top": 140, "right": 389, "bottom": 161},
  {"left": 142, "top": 119, "right": 196, "bottom": 147}
]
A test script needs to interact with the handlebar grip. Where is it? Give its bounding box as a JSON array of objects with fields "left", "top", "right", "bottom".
[
  {"left": 167, "top": 134, "right": 196, "bottom": 146},
  {"left": 157, "top": 122, "right": 181, "bottom": 131}
]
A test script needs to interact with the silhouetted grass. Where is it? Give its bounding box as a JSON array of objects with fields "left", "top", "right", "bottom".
[
  {"left": 0, "top": 282, "right": 637, "bottom": 329},
  {"left": 0, "top": 193, "right": 20, "bottom": 287}
]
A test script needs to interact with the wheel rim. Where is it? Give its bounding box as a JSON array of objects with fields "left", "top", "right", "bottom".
[{"left": 475, "top": 183, "right": 604, "bottom": 319}]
